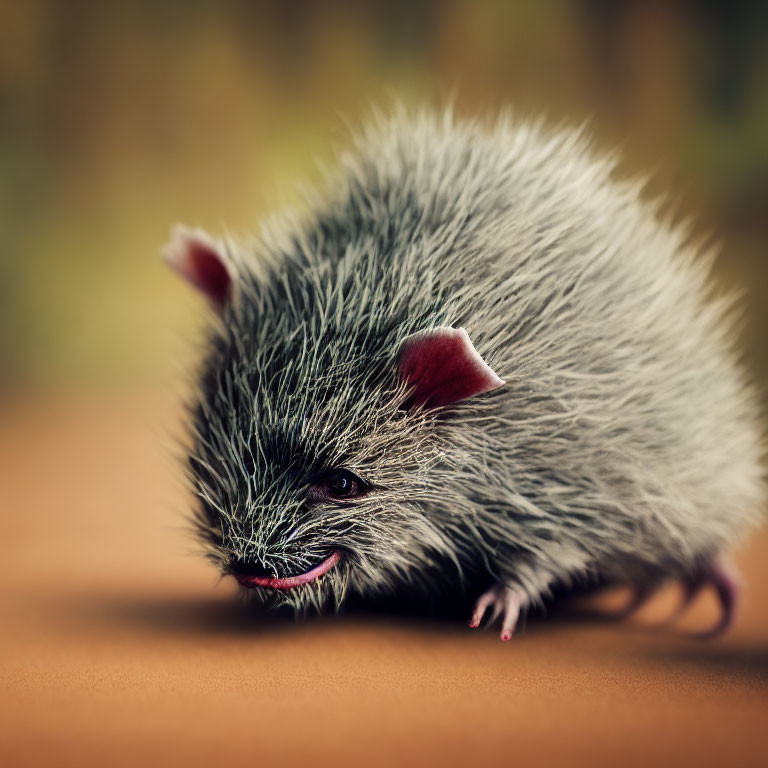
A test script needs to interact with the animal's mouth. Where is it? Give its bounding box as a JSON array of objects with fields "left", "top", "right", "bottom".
[{"left": 234, "top": 550, "right": 343, "bottom": 590}]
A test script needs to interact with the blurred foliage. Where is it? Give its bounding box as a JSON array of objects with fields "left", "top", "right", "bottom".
[{"left": 0, "top": 0, "right": 766, "bottom": 396}]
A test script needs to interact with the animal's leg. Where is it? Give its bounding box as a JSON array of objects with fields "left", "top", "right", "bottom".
[
  {"left": 468, "top": 585, "right": 529, "bottom": 641},
  {"left": 604, "top": 582, "right": 659, "bottom": 620},
  {"left": 664, "top": 558, "right": 741, "bottom": 637},
  {"left": 697, "top": 559, "right": 741, "bottom": 638},
  {"left": 665, "top": 576, "right": 707, "bottom": 625}
]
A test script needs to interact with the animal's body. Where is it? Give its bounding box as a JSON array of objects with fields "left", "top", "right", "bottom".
[{"left": 165, "top": 109, "right": 764, "bottom": 639}]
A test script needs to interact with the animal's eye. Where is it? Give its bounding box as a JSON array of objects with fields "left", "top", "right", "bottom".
[
  {"left": 321, "top": 469, "right": 366, "bottom": 500},
  {"left": 328, "top": 469, "right": 361, "bottom": 498}
]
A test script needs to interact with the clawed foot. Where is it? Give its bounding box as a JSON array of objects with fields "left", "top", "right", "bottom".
[
  {"left": 469, "top": 559, "right": 740, "bottom": 641},
  {"left": 468, "top": 585, "right": 529, "bottom": 641},
  {"left": 610, "top": 559, "right": 741, "bottom": 638},
  {"left": 674, "top": 559, "right": 741, "bottom": 638}
]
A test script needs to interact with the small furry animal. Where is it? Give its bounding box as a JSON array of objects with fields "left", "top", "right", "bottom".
[{"left": 165, "top": 108, "right": 764, "bottom": 640}]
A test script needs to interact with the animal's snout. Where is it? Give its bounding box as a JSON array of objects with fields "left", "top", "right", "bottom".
[{"left": 230, "top": 559, "right": 275, "bottom": 580}]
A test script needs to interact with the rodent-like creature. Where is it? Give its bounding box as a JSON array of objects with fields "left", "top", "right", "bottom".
[{"left": 165, "top": 109, "right": 764, "bottom": 639}]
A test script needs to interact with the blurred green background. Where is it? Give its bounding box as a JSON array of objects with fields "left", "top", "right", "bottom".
[{"left": 1, "top": 0, "right": 766, "bottom": 400}]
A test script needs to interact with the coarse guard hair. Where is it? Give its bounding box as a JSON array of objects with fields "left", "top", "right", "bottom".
[{"left": 166, "top": 107, "right": 765, "bottom": 623}]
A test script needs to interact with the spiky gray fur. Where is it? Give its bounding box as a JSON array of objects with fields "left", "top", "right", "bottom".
[{"left": 185, "top": 108, "right": 765, "bottom": 616}]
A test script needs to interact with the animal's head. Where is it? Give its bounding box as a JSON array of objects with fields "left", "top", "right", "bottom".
[{"left": 165, "top": 226, "right": 505, "bottom": 612}]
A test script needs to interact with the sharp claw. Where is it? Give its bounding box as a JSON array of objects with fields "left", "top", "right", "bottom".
[
  {"left": 618, "top": 583, "right": 656, "bottom": 619},
  {"left": 666, "top": 577, "right": 706, "bottom": 625},
  {"left": 598, "top": 583, "right": 658, "bottom": 621},
  {"left": 614, "top": 559, "right": 741, "bottom": 638},
  {"left": 694, "top": 559, "right": 740, "bottom": 639}
]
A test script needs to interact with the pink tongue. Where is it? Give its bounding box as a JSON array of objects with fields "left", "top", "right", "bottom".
[{"left": 235, "top": 551, "right": 342, "bottom": 590}]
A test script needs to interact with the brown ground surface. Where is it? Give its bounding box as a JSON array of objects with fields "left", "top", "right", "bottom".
[{"left": 1, "top": 393, "right": 766, "bottom": 768}]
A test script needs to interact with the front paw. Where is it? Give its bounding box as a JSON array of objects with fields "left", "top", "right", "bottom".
[{"left": 468, "top": 584, "right": 529, "bottom": 641}]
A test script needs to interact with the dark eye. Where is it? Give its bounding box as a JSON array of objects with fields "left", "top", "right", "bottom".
[
  {"left": 317, "top": 469, "right": 367, "bottom": 500},
  {"left": 328, "top": 469, "right": 362, "bottom": 498}
]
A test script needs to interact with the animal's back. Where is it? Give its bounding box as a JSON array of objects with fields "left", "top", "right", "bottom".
[
  {"left": 295, "top": 109, "right": 764, "bottom": 584},
  {"left": 168, "top": 108, "right": 764, "bottom": 638}
]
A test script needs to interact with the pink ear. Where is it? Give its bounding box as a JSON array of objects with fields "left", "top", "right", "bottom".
[
  {"left": 398, "top": 327, "right": 505, "bottom": 409},
  {"left": 162, "top": 225, "right": 233, "bottom": 311}
]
